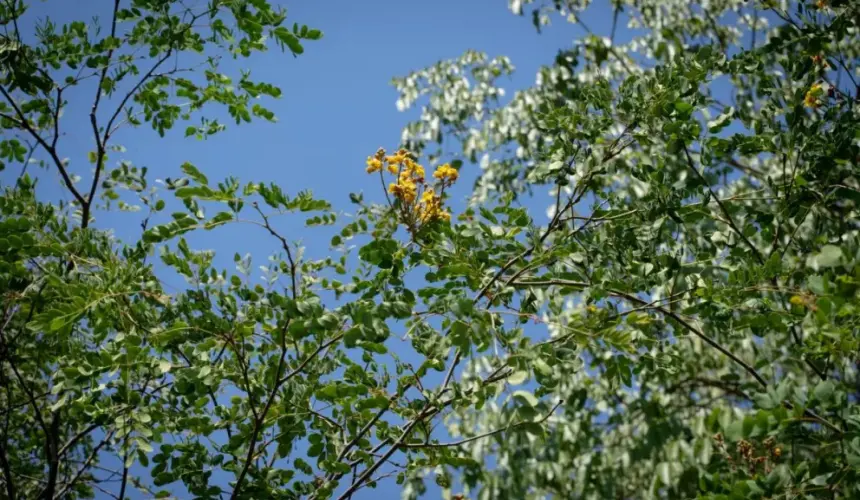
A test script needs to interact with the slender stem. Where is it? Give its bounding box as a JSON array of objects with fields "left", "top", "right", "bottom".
[
  {"left": 82, "top": 0, "right": 121, "bottom": 229},
  {"left": 334, "top": 417, "right": 426, "bottom": 500},
  {"left": 232, "top": 333, "right": 343, "bottom": 498},
  {"left": 253, "top": 203, "right": 298, "bottom": 299},
  {"left": 0, "top": 437, "right": 15, "bottom": 500},
  {"left": 0, "top": 87, "right": 87, "bottom": 207},
  {"left": 401, "top": 400, "right": 562, "bottom": 449},
  {"left": 682, "top": 144, "right": 764, "bottom": 265},
  {"left": 53, "top": 432, "right": 115, "bottom": 500},
  {"left": 276, "top": 334, "right": 343, "bottom": 386},
  {"left": 57, "top": 422, "right": 101, "bottom": 458}
]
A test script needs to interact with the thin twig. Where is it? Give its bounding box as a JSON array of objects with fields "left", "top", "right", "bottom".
[
  {"left": 682, "top": 144, "right": 764, "bottom": 265},
  {"left": 53, "top": 431, "right": 115, "bottom": 500},
  {"left": 401, "top": 400, "right": 562, "bottom": 449}
]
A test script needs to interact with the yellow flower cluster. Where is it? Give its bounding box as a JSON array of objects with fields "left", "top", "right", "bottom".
[
  {"left": 416, "top": 188, "right": 450, "bottom": 223},
  {"left": 432, "top": 163, "right": 459, "bottom": 184},
  {"left": 365, "top": 147, "right": 458, "bottom": 230},
  {"left": 366, "top": 148, "right": 384, "bottom": 174},
  {"left": 804, "top": 83, "right": 824, "bottom": 108},
  {"left": 389, "top": 171, "right": 418, "bottom": 203}
]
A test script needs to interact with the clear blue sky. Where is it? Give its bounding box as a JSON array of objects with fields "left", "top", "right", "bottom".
[{"left": 6, "top": 1, "right": 619, "bottom": 498}]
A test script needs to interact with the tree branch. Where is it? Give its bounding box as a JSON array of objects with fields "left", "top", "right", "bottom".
[
  {"left": 401, "top": 400, "right": 562, "bottom": 449},
  {"left": 252, "top": 202, "right": 298, "bottom": 299},
  {"left": 53, "top": 431, "right": 114, "bottom": 500},
  {"left": 232, "top": 333, "right": 343, "bottom": 498},
  {"left": 0, "top": 86, "right": 87, "bottom": 207},
  {"left": 682, "top": 143, "right": 764, "bottom": 265},
  {"left": 82, "top": 0, "right": 121, "bottom": 229},
  {"left": 510, "top": 278, "right": 843, "bottom": 434}
]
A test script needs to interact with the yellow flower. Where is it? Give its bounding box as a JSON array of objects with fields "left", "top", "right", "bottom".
[
  {"left": 586, "top": 305, "right": 598, "bottom": 313},
  {"left": 789, "top": 295, "right": 805, "bottom": 306},
  {"left": 433, "top": 163, "right": 459, "bottom": 183},
  {"left": 404, "top": 159, "right": 425, "bottom": 179},
  {"left": 420, "top": 188, "right": 436, "bottom": 204},
  {"left": 804, "top": 83, "right": 824, "bottom": 108},
  {"left": 414, "top": 188, "right": 451, "bottom": 223},
  {"left": 385, "top": 155, "right": 404, "bottom": 165},
  {"left": 417, "top": 203, "right": 444, "bottom": 223},
  {"left": 388, "top": 179, "right": 416, "bottom": 203},
  {"left": 366, "top": 157, "right": 383, "bottom": 173},
  {"left": 386, "top": 163, "right": 399, "bottom": 174}
]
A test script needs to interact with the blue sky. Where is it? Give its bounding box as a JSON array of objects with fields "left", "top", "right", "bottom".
[{"left": 4, "top": 1, "right": 621, "bottom": 498}]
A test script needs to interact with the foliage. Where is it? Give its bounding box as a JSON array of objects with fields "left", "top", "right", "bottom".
[{"left": 1, "top": 0, "right": 859, "bottom": 499}]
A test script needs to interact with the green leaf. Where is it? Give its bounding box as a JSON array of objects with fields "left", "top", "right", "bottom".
[
  {"left": 273, "top": 27, "right": 304, "bottom": 54},
  {"left": 707, "top": 107, "right": 735, "bottom": 133},
  {"left": 812, "top": 380, "right": 834, "bottom": 402},
  {"left": 806, "top": 245, "right": 842, "bottom": 269},
  {"left": 512, "top": 390, "right": 538, "bottom": 408},
  {"left": 656, "top": 462, "right": 671, "bottom": 486},
  {"left": 180, "top": 162, "right": 209, "bottom": 185},
  {"left": 507, "top": 370, "right": 528, "bottom": 386},
  {"left": 674, "top": 100, "right": 694, "bottom": 117}
]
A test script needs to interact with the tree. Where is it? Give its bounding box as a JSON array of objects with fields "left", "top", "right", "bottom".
[{"left": 1, "top": 0, "right": 858, "bottom": 499}]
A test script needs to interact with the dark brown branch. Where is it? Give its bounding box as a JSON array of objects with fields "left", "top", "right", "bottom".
[
  {"left": 102, "top": 53, "right": 172, "bottom": 140},
  {"left": 334, "top": 413, "right": 428, "bottom": 500},
  {"left": 0, "top": 438, "right": 15, "bottom": 500},
  {"left": 117, "top": 448, "right": 129, "bottom": 500},
  {"left": 50, "top": 87, "right": 62, "bottom": 150},
  {"left": 513, "top": 278, "right": 767, "bottom": 385},
  {"left": 252, "top": 202, "right": 298, "bottom": 299},
  {"left": 172, "top": 347, "right": 233, "bottom": 439},
  {"left": 82, "top": 0, "right": 122, "bottom": 229},
  {"left": 328, "top": 385, "right": 408, "bottom": 475},
  {"left": 0, "top": 86, "right": 87, "bottom": 208},
  {"left": 53, "top": 431, "right": 114, "bottom": 500},
  {"left": 41, "top": 412, "right": 61, "bottom": 500},
  {"left": 666, "top": 376, "right": 750, "bottom": 401},
  {"left": 6, "top": 357, "right": 51, "bottom": 448},
  {"left": 57, "top": 422, "right": 101, "bottom": 459},
  {"left": 276, "top": 334, "right": 343, "bottom": 387},
  {"left": 334, "top": 365, "right": 522, "bottom": 500}
]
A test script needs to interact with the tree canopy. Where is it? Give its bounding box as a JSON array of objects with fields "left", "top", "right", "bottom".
[{"left": 1, "top": 0, "right": 859, "bottom": 499}]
